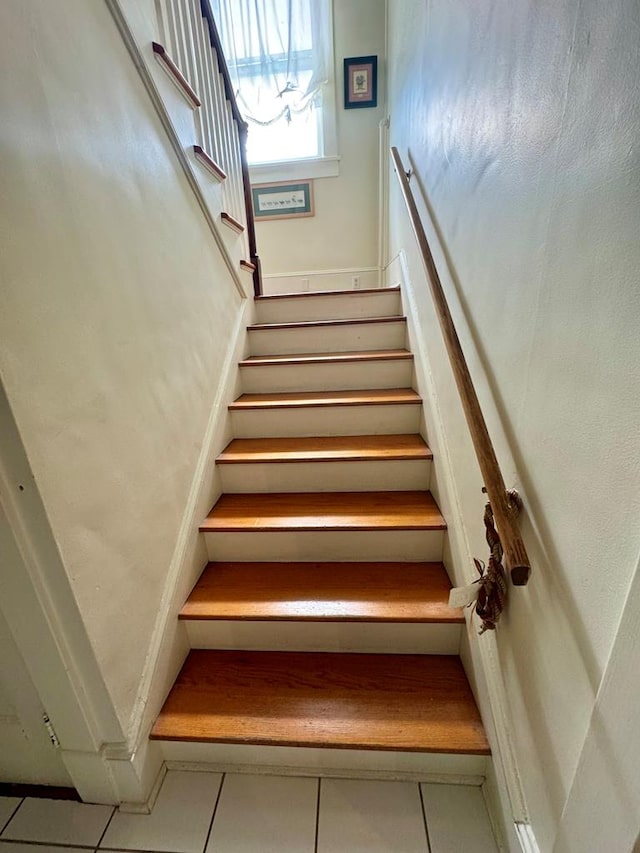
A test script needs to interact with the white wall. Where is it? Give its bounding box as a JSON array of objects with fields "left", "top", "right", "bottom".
[
  {"left": 255, "top": 0, "right": 387, "bottom": 286},
  {"left": 0, "top": 0, "right": 247, "bottom": 752},
  {"left": 386, "top": 0, "right": 640, "bottom": 849},
  {"left": 0, "top": 605, "right": 71, "bottom": 786}
]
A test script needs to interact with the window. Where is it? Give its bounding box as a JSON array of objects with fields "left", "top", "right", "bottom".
[{"left": 212, "top": 0, "right": 338, "bottom": 181}]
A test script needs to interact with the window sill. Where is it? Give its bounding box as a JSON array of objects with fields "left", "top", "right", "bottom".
[{"left": 249, "top": 156, "right": 341, "bottom": 184}]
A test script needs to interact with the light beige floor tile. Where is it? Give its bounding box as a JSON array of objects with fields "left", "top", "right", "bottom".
[
  {"left": 0, "top": 798, "right": 22, "bottom": 833},
  {"left": 206, "top": 774, "right": 317, "bottom": 853},
  {"left": 317, "top": 778, "right": 428, "bottom": 852},
  {"left": 100, "top": 770, "right": 222, "bottom": 853},
  {"left": 0, "top": 843, "right": 88, "bottom": 853},
  {"left": 1, "top": 798, "right": 113, "bottom": 846},
  {"left": 420, "top": 784, "right": 499, "bottom": 852}
]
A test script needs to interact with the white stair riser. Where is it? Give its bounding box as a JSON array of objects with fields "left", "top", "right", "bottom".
[
  {"left": 203, "top": 529, "right": 445, "bottom": 562},
  {"left": 240, "top": 359, "right": 412, "bottom": 393},
  {"left": 249, "top": 322, "right": 407, "bottom": 355},
  {"left": 230, "top": 404, "right": 421, "bottom": 438},
  {"left": 219, "top": 459, "right": 431, "bottom": 493},
  {"left": 160, "top": 743, "right": 488, "bottom": 780},
  {"left": 185, "top": 620, "right": 460, "bottom": 655},
  {"left": 255, "top": 291, "right": 402, "bottom": 324}
]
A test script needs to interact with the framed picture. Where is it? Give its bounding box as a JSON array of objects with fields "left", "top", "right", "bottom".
[
  {"left": 252, "top": 181, "right": 315, "bottom": 221},
  {"left": 344, "top": 55, "right": 378, "bottom": 109}
]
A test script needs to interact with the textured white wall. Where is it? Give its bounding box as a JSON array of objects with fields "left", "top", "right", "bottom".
[
  {"left": 255, "top": 0, "right": 387, "bottom": 278},
  {"left": 386, "top": 0, "right": 640, "bottom": 849},
  {"left": 0, "top": 604, "right": 71, "bottom": 785},
  {"left": 0, "top": 0, "right": 244, "bottom": 735}
]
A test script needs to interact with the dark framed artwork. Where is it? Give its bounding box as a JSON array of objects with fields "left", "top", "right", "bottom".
[
  {"left": 344, "top": 56, "right": 378, "bottom": 109},
  {"left": 252, "top": 181, "right": 315, "bottom": 221}
]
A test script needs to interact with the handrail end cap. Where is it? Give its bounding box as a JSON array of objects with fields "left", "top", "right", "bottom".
[{"left": 510, "top": 565, "right": 531, "bottom": 586}]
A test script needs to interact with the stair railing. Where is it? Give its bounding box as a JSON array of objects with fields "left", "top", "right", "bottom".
[
  {"left": 154, "top": 0, "right": 262, "bottom": 295},
  {"left": 391, "top": 147, "right": 531, "bottom": 586}
]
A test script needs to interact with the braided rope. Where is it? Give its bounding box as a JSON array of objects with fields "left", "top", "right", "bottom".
[{"left": 472, "top": 500, "right": 508, "bottom": 634}]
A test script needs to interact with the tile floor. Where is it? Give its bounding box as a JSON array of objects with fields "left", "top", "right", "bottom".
[{"left": 0, "top": 770, "right": 499, "bottom": 852}]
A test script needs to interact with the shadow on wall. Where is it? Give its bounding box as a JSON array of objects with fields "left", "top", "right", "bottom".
[
  {"left": 406, "top": 148, "right": 601, "bottom": 696},
  {"left": 403, "top": 146, "right": 607, "bottom": 821}
]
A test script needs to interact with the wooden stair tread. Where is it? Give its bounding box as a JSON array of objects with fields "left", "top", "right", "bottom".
[
  {"left": 200, "top": 491, "right": 446, "bottom": 532},
  {"left": 180, "top": 562, "right": 463, "bottom": 622},
  {"left": 248, "top": 316, "right": 406, "bottom": 331},
  {"left": 240, "top": 349, "right": 413, "bottom": 367},
  {"left": 217, "top": 434, "right": 432, "bottom": 464},
  {"left": 229, "top": 388, "right": 422, "bottom": 410},
  {"left": 255, "top": 287, "right": 401, "bottom": 301},
  {"left": 151, "top": 650, "right": 489, "bottom": 754}
]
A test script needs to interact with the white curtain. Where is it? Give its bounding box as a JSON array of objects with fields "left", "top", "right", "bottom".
[{"left": 211, "top": 0, "right": 331, "bottom": 127}]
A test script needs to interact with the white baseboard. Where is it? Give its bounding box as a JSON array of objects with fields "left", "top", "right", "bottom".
[
  {"left": 482, "top": 760, "right": 530, "bottom": 853},
  {"left": 117, "top": 761, "right": 167, "bottom": 815},
  {"left": 384, "top": 253, "right": 404, "bottom": 288},
  {"left": 160, "top": 743, "right": 487, "bottom": 779},
  {"left": 166, "top": 758, "right": 485, "bottom": 786},
  {"left": 514, "top": 822, "right": 541, "bottom": 853},
  {"left": 262, "top": 267, "right": 380, "bottom": 295}
]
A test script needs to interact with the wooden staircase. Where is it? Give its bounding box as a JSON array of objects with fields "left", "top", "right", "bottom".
[{"left": 152, "top": 286, "right": 490, "bottom": 775}]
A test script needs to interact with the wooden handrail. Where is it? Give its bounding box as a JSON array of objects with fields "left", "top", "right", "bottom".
[
  {"left": 200, "top": 0, "right": 262, "bottom": 295},
  {"left": 391, "top": 147, "right": 531, "bottom": 586}
]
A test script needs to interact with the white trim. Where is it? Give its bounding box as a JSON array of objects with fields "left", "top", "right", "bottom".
[
  {"left": 514, "top": 823, "right": 541, "bottom": 853},
  {"left": 166, "top": 760, "right": 485, "bottom": 786},
  {"left": 117, "top": 759, "right": 167, "bottom": 815},
  {"left": 320, "top": 0, "right": 337, "bottom": 157},
  {"left": 103, "top": 737, "right": 164, "bottom": 809},
  {"left": 105, "top": 0, "right": 248, "bottom": 299},
  {"left": 263, "top": 265, "right": 379, "bottom": 280},
  {"left": 159, "top": 743, "right": 487, "bottom": 777},
  {"left": 397, "top": 250, "right": 529, "bottom": 827},
  {"left": 377, "top": 117, "right": 390, "bottom": 286},
  {"left": 261, "top": 267, "right": 379, "bottom": 295},
  {"left": 482, "top": 765, "right": 508, "bottom": 853},
  {"left": 249, "top": 155, "right": 341, "bottom": 184}
]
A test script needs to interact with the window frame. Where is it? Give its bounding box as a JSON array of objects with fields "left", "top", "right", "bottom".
[{"left": 247, "top": 0, "right": 339, "bottom": 183}]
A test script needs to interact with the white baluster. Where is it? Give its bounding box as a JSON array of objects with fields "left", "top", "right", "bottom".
[
  {"left": 198, "top": 19, "right": 222, "bottom": 165},
  {"left": 184, "top": 0, "right": 211, "bottom": 150},
  {"left": 229, "top": 113, "right": 245, "bottom": 225},
  {"left": 176, "top": 0, "right": 198, "bottom": 90},
  {"left": 165, "top": 0, "right": 187, "bottom": 75},
  {"left": 216, "top": 69, "right": 234, "bottom": 214},
  {"left": 153, "top": 0, "right": 170, "bottom": 47},
  {"left": 193, "top": 14, "right": 215, "bottom": 155}
]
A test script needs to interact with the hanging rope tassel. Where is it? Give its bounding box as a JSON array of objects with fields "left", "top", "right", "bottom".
[{"left": 472, "top": 501, "right": 508, "bottom": 634}]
